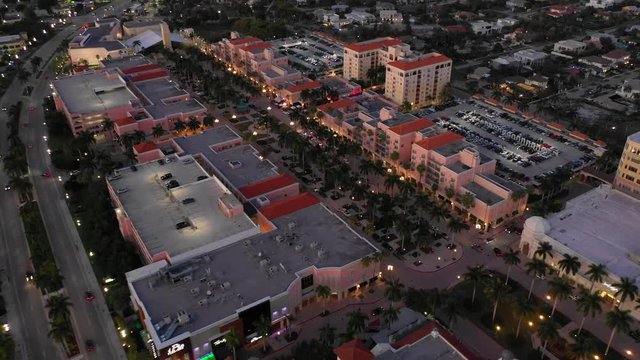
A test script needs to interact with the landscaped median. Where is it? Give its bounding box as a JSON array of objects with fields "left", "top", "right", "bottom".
[{"left": 19, "top": 201, "right": 79, "bottom": 357}]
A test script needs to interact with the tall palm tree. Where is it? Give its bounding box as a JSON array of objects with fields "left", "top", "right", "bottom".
[
  {"left": 525, "top": 259, "right": 548, "bottom": 299},
  {"left": 151, "top": 124, "right": 166, "bottom": 138},
  {"left": 252, "top": 315, "right": 271, "bottom": 352},
  {"left": 384, "top": 278, "right": 405, "bottom": 307},
  {"left": 382, "top": 306, "right": 399, "bottom": 329},
  {"left": 536, "top": 319, "right": 559, "bottom": 359},
  {"left": 585, "top": 264, "right": 608, "bottom": 291},
  {"left": 463, "top": 264, "right": 487, "bottom": 306},
  {"left": 502, "top": 247, "right": 521, "bottom": 285},
  {"left": 172, "top": 119, "right": 186, "bottom": 133},
  {"left": 48, "top": 319, "right": 73, "bottom": 351},
  {"left": 384, "top": 174, "right": 401, "bottom": 196},
  {"left": 548, "top": 276, "right": 574, "bottom": 317},
  {"left": 567, "top": 335, "right": 596, "bottom": 360},
  {"left": 430, "top": 204, "right": 450, "bottom": 223},
  {"left": 224, "top": 328, "right": 240, "bottom": 360},
  {"left": 558, "top": 254, "right": 581, "bottom": 276},
  {"left": 102, "top": 117, "right": 114, "bottom": 140},
  {"left": 346, "top": 309, "right": 368, "bottom": 338},
  {"left": 575, "top": 290, "right": 602, "bottom": 335},
  {"left": 446, "top": 217, "right": 468, "bottom": 246},
  {"left": 484, "top": 277, "right": 510, "bottom": 322},
  {"left": 513, "top": 296, "right": 535, "bottom": 338},
  {"left": 45, "top": 295, "right": 72, "bottom": 321},
  {"left": 202, "top": 115, "right": 214, "bottom": 128},
  {"left": 534, "top": 241, "right": 553, "bottom": 260},
  {"left": 612, "top": 277, "right": 638, "bottom": 305},
  {"left": 315, "top": 285, "right": 332, "bottom": 315},
  {"left": 604, "top": 307, "right": 632, "bottom": 355},
  {"left": 319, "top": 324, "right": 336, "bottom": 346},
  {"left": 187, "top": 116, "right": 201, "bottom": 132}
]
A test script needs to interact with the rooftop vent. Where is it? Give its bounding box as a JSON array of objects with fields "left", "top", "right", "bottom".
[
  {"left": 295, "top": 244, "right": 304, "bottom": 252},
  {"left": 275, "top": 235, "right": 285, "bottom": 243},
  {"left": 288, "top": 222, "right": 297, "bottom": 230},
  {"left": 228, "top": 160, "right": 242, "bottom": 169},
  {"left": 257, "top": 196, "right": 270, "bottom": 207},
  {"left": 177, "top": 310, "right": 190, "bottom": 325},
  {"left": 317, "top": 248, "right": 327, "bottom": 259},
  {"left": 198, "top": 299, "right": 208, "bottom": 307},
  {"left": 310, "top": 241, "right": 319, "bottom": 250}
]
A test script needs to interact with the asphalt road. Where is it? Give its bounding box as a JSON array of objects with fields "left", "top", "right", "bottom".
[{"left": 0, "top": 1, "right": 132, "bottom": 359}]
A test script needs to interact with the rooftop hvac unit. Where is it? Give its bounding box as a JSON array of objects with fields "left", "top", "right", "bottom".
[
  {"left": 228, "top": 160, "right": 242, "bottom": 169},
  {"left": 182, "top": 275, "right": 192, "bottom": 283},
  {"left": 198, "top": 299, "right": 208, "bottom": 306},
  {"left": 190, "top": 288, "right": 200, "bottom": 296},
  {"left": 177, "top": 310, "right": 190, "bottom": 325},
  {"left": 288, "top": 221, "right": 296, "bottom": 230},
  {"left": 310, "top": 241, "right": 319, "bottom": 250},
  {"left": 221, "top": 281, "right": 231, "bottom": 290},
  {"left": 275, "top": 235, "right": 285, "bottom": 243},
  {"left": 295, "top": 244, "right": 304, "bottom": 252},
  {"left": 317, "top": 249, "right": 327, "bottom": 259},
  {"left": 257, "top": 196, "right": 270, "bottom": 207},
  {"left": 153, "top": 315, "right": 171, "bottom": 331},
  {"left": 260, "top": 259, "right": 270, "bottom": 268},
  {"left": 207, "top": 280, "right": 217, "bottom": 288},
  {"left": 268, "top": 266, "right": 278, "bottom": 274},
  {"left": 160, "top": 319, "right": 178, "bottom": 342},
  {"left": 243, "top": 240, "right": 251, "bottom": 247}
]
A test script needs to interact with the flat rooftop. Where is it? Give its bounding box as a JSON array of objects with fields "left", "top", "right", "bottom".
[
  {"left": 174, "top": 136, "right": 279, "bottom": 189},
  {"left": 130, "top": 203, "right": 377, "bottom": 343},
  {"left": 109, "top": 155, "right": 258, "bottom": 260},
  {"left": 546, "top": 185, "right": 640, "bottom": 281},
  {"left": 133, "top": 78, "right": 206, "bottom": 119},
  {"left": 53, "top": 71, "right": 138, "bottom": 114},
  {"left": 101, "top": 55, "right": 151, "bottom": 71},
  {"left": 463, "top": 181, "right": 505, "bottom": 205},
  {"left": 432, "top": 141, "right": 469, "bottom": 157},
  {"left": 444, "top": 162, "right": 471, "bottom": 174},
  {"left": 174, "top": 126, "right": 241, "bottom": 150}
]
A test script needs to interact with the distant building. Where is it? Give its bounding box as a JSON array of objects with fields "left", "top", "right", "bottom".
[
  {"left": 470, "top": 20, "right": 501, "bottom": 35},
  {"left": 384, "top": 53, "right": 453, "bottom": 107},
  {"left": 614, "top": 131, "right": 640, "bottom": 198},
  {"left": 546, "top": 4, "right": 576, "bottom": 17},
  {"left": 616, "top": 79, "right": 640, "bottom": 100},
  {"left": 379, "top": 9, "right": 403, "bottom": 23},
  {"left": 345, "top": 10, "right": 376, "bottom": 24},
  {"left": 512, "top": 49, "right": 548, "bottom": 67},
  {"left": 525, "top": 74, "right": 549, "bottom": 89},
  {"left": 68, "top": 19, "right": 125, "bottom": 65},
  {"left": 375, "top": 1, "right": 396, "bottom": 12},
  {"left": 0, "top": 34, "right": 26, "bottom": 53},
  {"left": 553, "top": 39, "right": 587, "bottom": 54},
  {"left": 579, "top": 55, "right": 613, "bottom": 73},
  {"left": 342, "top": 37, "right": 411, "bottom": 81},
  {"left": 602, "top": 49, "right": 630, "bottom": 66},
  {"left": 586, "top": 0, "right": 622, "bottom": 8},
  {"left": 122, "top": 20, "right": 173, "bottom": 51}
]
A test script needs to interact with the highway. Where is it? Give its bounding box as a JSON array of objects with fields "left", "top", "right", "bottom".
[{"left": 0, "top": 1, "right": 132, "bottom": 359}]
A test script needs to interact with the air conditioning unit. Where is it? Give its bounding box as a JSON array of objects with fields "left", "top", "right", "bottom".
[
  {"left": 257, "top": 196, "right": 270, "bottom": 207},
  {"left": 228, "top": 160, "right": 242, "bottom": 169}
]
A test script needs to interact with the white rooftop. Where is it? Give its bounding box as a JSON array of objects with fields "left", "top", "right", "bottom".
[
  {"left": 53, "top": 71, "right": 138, "bottom": 115},
  {"left": 545, "top": 185, "right": 640, "bottom": 282},
  {"left": 109, "top": 155, "right": 259, "bottom": 260}
]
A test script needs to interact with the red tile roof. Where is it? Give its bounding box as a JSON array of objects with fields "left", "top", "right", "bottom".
[
  {"left": 239, "top": 174, "right": 298, "bottom": 199},
  {"left": 129, "top": 70, "right": 169, "bottom": 82},
  {"left": 569, "top": 130, "right": 589, "bottom": 140},
  {"left": 603, "top": 49, "right": 630, "bottom": 60},
  {"left": 133, "top": 141, "right": 158, "bottom": 153},
  {"left": 446, "top": 25, "right": 467, "bottom": 33},
  {"left": 114, "top": 117, "right": 135, "bottom": 126},
  {"left": 240, "top": 42, "right": 271, "bottom": 53},
  {"left": 318, "top": 98, "right": 356, "bottom": 112},
  {"left": 503, "top": 105, "right": 518, "bottom": 113},
  {"left": 228, "top": 37, "right": 261, "bottom": 46},
  {"left": 388, "top": 118, "right": 434, "bottom": 136},
  {"left": 284, "top": 81, "right": 322, "bottom": 93},
  {"left": 333, "top": 340, "right": 374, "bottom": 360},
  {"left": 391, "top": 323, "right": 480, "bottom": 360},
  {"left": 387, "top": 54, "right": 451, "bottom": 71},
  {"left": 415, "top": 131, "right": 464, "bottom": 150},
  {"left": 594, "top": 139, "right": 606, "bottom": 147},
  {"left": 259, "top": 193, "right": 320, "bottom": 220},
  {"left": 485, "top": 98, "right": 500, "bottom": 106},
  {"left": 547, "top": 122, "right": 566, "bottom": 131},
  {"left": 344, "top": 37, "right": 402, "bottom": 52},
  {"left": 121, "top": 64, "right": 160, "bottom": 74}
]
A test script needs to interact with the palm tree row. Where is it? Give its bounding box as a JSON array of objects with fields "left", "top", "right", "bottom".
[{"left": 2, "top": 101, "right": 33, "bottom": 201}]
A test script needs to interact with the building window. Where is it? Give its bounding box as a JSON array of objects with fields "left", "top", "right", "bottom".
[
  {"left": 282, "top": 307, "right": 288, "bottom": 314},
  {"left": 301, "top": 274, "right": 313, "bottom": 289}
]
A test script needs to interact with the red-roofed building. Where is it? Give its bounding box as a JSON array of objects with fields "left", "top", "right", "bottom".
[
  {"left": 122, "top": 64, "right": 161, "bottom": 75},
  {"left": 569, "top": 130, "right": 589, "bottom": 141},
  {"left": 503, "top": 105, "right": 518, "bottom": 113},
  {"left": 334, "top": 340, "right": 374, "bottom": 360},
  {"left": 279, "top": 81, "right": 322, "bottom": 104},
  {"left": 547, "top": 122, "right": 566, "bottom": 132},
  {"left": 343, "top": 37, "right": 409, "bottom": 81},
  {"left": 240, "top": 42, "right": 272, "bottom": 53},
  {"left": 446, "top": 25, "right": 468, "bottom": 33},
  {"left": 388, "top": 118, "right": 435, "bottom": 136},
  {"left": 385, "top": 53, "right": 452, "bottom": 108},
  {"left": 228, "top": 37, "right": 261, "bottom": 46},
  {"left": 129, "top": 69, "right": 170, "bottom": 82},
  {"left": 238, "top": 173, "right": 299, "bottom": 202},
  {"left": 133, "top": 141, "right": 163, "bottom": 162},
  {"left": 317, "top": 98, "right": 360, "bottom": 134},
  {"left": 602, "top": 49, "right": 631, "bottom": 65},
  {"left": 258, "top": 192, "right": 320, "bottom": 221},
  {"left": 546, "top": 4, "right": 576, "bottom": 17},
  {"left": 373, "top": 117, "right": 436, "bottom": 163},
  {"left": 415, "top": 131, "right": 464, "bottom": 151}
]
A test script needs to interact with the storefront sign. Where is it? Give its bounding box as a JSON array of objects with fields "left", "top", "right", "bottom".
[
  {"left": 213, "top": 338, "right": 226, "bottom": 347},
  {"left": 160, "top": 338, "right": 192, "bottom": 360},
  {"left": 167, "top": 343, "right": 186, "bottom": 356}
]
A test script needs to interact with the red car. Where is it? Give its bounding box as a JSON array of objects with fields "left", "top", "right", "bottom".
[
  {"left": 85, "top": 339, "right": 96, "bottom": 352},
  {"left": 493, "top": 248, "right": 504, "bottom": 257},
  {"left": 41, "top": 171, "right": 52, "bottom": 177},
  {"left": 84, "top": 291, "right": 96, "bottom": 302}
]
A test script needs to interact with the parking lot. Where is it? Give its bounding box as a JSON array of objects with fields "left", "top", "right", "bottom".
[
  {"left": 428, "top": 101, "right": 595, "bottom": 181},
  {"left": 272, "top": 34, "right": 343, "bottom": 73}
]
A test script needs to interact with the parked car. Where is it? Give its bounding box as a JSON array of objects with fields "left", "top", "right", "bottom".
[{"left": 493, "top": 248, "right": 503, "bottom": 257}]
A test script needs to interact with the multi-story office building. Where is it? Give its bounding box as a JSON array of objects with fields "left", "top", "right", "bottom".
[
  {"left": 613, "top": 131, "right": 640, "bottom": 198},
  {"left": 68, "top": 19, "right": 126, "bottom": 65},
  {"left": 342, "top": 37, "right": 410, "bottom": 81},
  {"left": 384, "top": 53, "right": 452, "bottom": 108}
]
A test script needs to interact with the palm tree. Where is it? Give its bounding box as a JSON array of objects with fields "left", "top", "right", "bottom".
[
  {"left": 568, "top": 335, "right": 596, "bottom": 360},
  {"left": 534, "top": 241, "right": 553, "bottom": 260},
  {"left": 440, "top": 297, "right": 462, "bottom": 328},
  {"left": 102, "top": 117, "right": 114, "bottom": 140},
  {"left": 172, "top": 119, "right": 186, "bottom": 133},
  {"left": 536, "top": 319, "right": 559, "bottom": 359},
  {"left": 525, "top": 259, "right": 548, "bottom": 299},
  {"left": 8, "top": 175, "right": 32, "bottom": 201},
  {"left": 187, "top": 117, "right": 201, "bottom": 132},
  {"left": 45, "top": 295, "right": 72, "bottom": 321},
  {"left": 502, "top": 247, "right": 521, "bottom": 285},
  {"left": 151, "top": 124, "right": 166, "bottom": 138},
  {"left": 463, "top": 264, "right": 487, "bottom": 306},
  {"left": 548, "top": 276, "right": 574, "bottom": 317},
  {"left": 48, "top": 319, "right": 73, "bottom": 351},
  {"left": 384, "top": 174, "right": 401, "bottom": 196},
  {"left": 484, "top": 277, "right": 510, "bottom": 322},
  {"left": 429, "top": 204, "right": 450, "bottom": 223},
  {"left": 384, "top": 278, "right": 405, "bottom": 307},
  {"left": 382, "top": 306, "right": 400, "bottom": 329},
  {"left": 315, "top": 285, "right": 332, "bottom": 315},
  {"left": 224, "top": 328, "right": 240, "bottom": 360},
  {"left": 319, "top": 324, "right": 336, "bottom": 346},
  {"left": 513, "top": 296, "right": 535, "bottom": 338},
  {"left": 604, "top": 307, "right": 632, "bottom": 355},
  {"left": 446, "top": 217, "right": 468, "bottom": 246},
  {"left": 585, "top": 264, "right": 608, "bottom": 291},
  {"left": 203, "top": 115, "right": 214, "bottom": 128},
  {"left": 575, "top": 290, "right": 602, "bottom": 335},
  {"left": 558, "top": 254, "right": 581, "bottom": 276},
  {"left": 612, "top": 277, "right": 638, "bottom": 305},
  {"left": 346, "top": 309, "right": 368, "bottom": 338},
  {"left": 252, "top": 315, "right": 271, "bottom": 352}
]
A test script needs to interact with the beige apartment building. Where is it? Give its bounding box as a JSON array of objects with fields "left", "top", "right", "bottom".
[
  {"left": 384, "top": 53, "right": 452, "bottom": 108},
  {"left": 613, "top": 131, "right": 640, "bottom": 198},
  {"left": 342, "top": 37, "right": 411, "bottom": 81}
]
